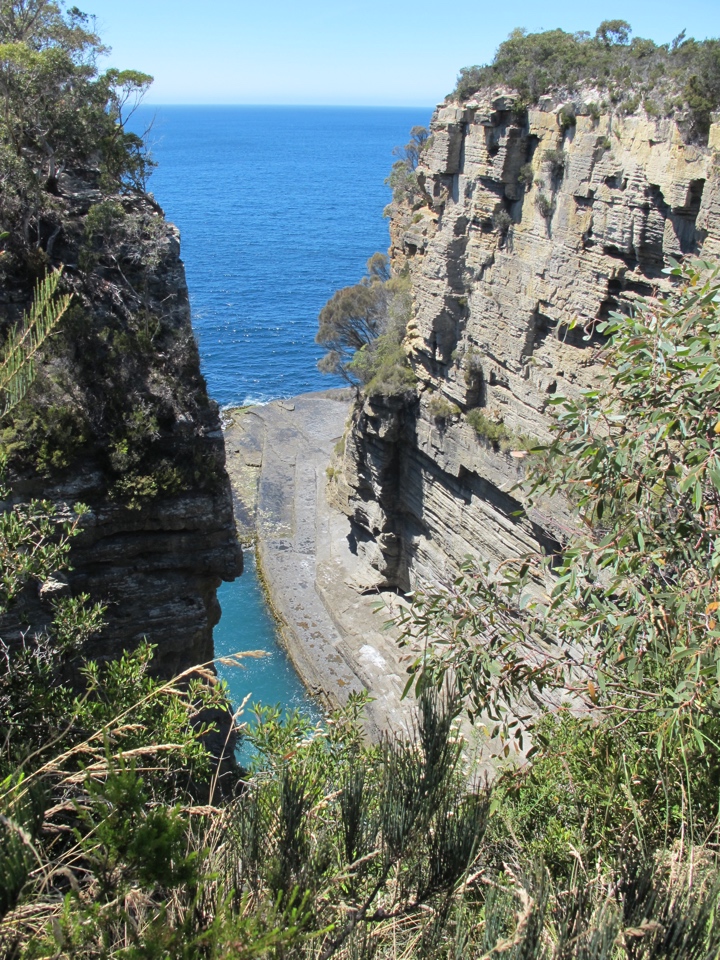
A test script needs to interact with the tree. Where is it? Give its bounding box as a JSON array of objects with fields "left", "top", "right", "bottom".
[
  {"left": 386, "top": 126, "right": 429, "bottom": 208},
  {"left": 316, "top": 254, "right": 390, "bottom": 383},
  {"left": 0, "top": 0, "right": 153, "bottom": 257},
  {"left": 391, "top": 125, "right": 429, "bottom": 171},
  {"left": 595, "top": 19, "right": 631, "bottom": 45}
]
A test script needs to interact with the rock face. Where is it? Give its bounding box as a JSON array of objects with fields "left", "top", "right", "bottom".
[
  {"left": 0, "top": 173, "right": 242, "bottom": 675},
  {"left": 333, "top": 95, "right": 720, "bottom": 589}
]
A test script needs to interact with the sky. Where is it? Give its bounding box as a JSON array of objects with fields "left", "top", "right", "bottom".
[{"left": 83, "top": 0, "right": 720, "bottom": 107}]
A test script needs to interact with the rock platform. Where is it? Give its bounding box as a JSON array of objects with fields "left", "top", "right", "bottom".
[{"left": 223, "top": 390, "right": 418, "bottom": 740}]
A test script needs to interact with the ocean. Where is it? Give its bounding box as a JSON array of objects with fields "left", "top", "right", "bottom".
[
  {"left": 134, "top": 105, "right": 431, "bottom": 405},
  {"left": 132, "top": 104, "right": 431, "bottom": 726}
]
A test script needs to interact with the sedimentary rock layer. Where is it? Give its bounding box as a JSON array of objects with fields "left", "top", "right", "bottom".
[
  {"left": 0, "top": 173, "right": 241, "bottom": 675},
  {"left": 333, "top": 95, "right": 720, "bottom": 588}
]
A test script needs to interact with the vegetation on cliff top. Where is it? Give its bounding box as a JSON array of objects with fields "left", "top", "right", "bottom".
[{"left": 455, "top": 21, "right": 720, "bottom": 138}]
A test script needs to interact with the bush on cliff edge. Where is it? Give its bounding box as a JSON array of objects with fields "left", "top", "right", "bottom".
[{"left": 455, "top": 22, "right": 720, "bottom": 139}]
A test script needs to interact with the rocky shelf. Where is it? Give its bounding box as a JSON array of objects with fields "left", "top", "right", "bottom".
[{"left": 222, "top": 390, "right": 420, "bottom": 740}]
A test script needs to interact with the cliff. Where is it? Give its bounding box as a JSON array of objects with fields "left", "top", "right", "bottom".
[
  {"left": 0, "top": 171, "right": 242, "bottom": 675},
  {"left": 332, "top": 94, "right": 720, "bottom": 590}
]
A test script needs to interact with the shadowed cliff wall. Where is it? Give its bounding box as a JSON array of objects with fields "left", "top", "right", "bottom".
[{"left": 0, "top": 171, "right": 242, "bottom": 675}]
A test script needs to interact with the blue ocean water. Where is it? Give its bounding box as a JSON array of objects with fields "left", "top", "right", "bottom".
[
  {"left": 134, "top": 105, "right": 431, "bottom": 406},
  {"left": 133, "top": 105, "right": 431, "bottom": 718}
]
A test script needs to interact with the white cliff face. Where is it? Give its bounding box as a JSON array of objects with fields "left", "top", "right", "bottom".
[{"left": 332, "top": 95, "right": 720, "bottom": 590}]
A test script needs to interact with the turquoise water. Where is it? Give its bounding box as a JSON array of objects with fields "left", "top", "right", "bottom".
[
  {"left": 132, "top": 105, "right": 431, "bottom": 716},
  {"left": 213, "top": 549, "right": 321, "bottom": 726}
]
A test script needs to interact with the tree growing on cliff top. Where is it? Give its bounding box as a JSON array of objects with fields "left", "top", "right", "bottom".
[
  {"left": 0, "top": 0, "right": 153, "bottom": 267},
  {"left": 454, "top": 23, "right": 720, "bottom": 139}
]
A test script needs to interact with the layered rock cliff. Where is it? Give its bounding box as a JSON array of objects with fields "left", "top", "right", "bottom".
[
  {"left": 332, "top": 94, "right": 720, "bottom": 590},
  {"left": 0, "top": 171, "right": 241, "bottom": 675}
]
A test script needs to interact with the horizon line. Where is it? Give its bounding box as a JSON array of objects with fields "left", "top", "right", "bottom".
[{"left": 141, "top": 102, "right": 439, "bottom": 110}]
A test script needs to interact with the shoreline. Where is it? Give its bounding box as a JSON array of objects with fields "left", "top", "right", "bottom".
[{"left": 222, "top": 389, "right": 417, "bottom": 739}]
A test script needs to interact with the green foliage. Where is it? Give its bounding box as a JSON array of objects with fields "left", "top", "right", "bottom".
[
  {"left": 80, "top": 200, "right": 167, "bottom": 276},
  {"left": 488, "top": 708, "right": 720, "bottom": 880},
  {"left": 542, "top": 147, "right": 566, "bottom": 176},
  {"left": 0, "top": 497, "right": 86, "bottom": 609},
  {"left": 110, "top": 459, "right": 184, "bottom": 509},
  {"left": 533, "top": 260, "right": 720, "bottom": 733},
  {"left": 318, "top": 257, "right": 416, "bottom": 397},
  {"left": 535, "top": 192, "right": 554, "bottom": 218},
  {"left": 493, "top": 207, "right": 513, "bottom": 234},
  {"left": 2, "top": 434, "right": 720, "bottom": 958},
  {"left": 3, "top": 400, "right": 89, "bottom": 473},
  {"left": 0, "top": 269, "right": 71, "bottom": 416},
  {"left": 4, "top": 9, "right": 720, "bottom": 953},
  {"left": 385, "top": 158, "right": 422, "bottom": 207},
  {"left": 0, "top": 1, "right": 154, "bottom": 270},
  {"left": 557, "top": 105, "right": 576, "bottom": 131},
  {"left": 350, "top": 333, "right": 416, "bottom": 397},
  {"left": 348, "top": 279, "right": 416, "bottom": 397},
  {"left": 518, "top": 161, "right": 534, "bottom": 185},
  {"left": 392, "top": 125, "right": 429, "bottom": 170},
  {"left": 453, "top": 23, "right": 720, "bottom": 139},
  {"left": 402, "top": 260, "right": 720, "bottom": 761},
  {"left": 393, "top": 261, "right": 720, "bottom": 944},
  {"left": 466, "top": 408, "right": 537, "bottom": 453},
  {"left": 385, "top": 127, "right": 430, "bottom": 209},
  {"left": 428, "top": 395, "right": 460, "bottom": 421},
  {"left": 385, "top": 126, "right": 429, "bottom": 208},
  {"left": 316, "top": 254, "right": 390, "bottom": 383}
]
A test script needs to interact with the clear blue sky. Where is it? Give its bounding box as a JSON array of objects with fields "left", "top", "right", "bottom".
[{"left": 84, "top": 0, "right": 720, "bottom": 107}]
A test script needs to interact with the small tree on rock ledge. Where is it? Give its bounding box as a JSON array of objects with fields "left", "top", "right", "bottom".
[{"left": 316, "top": 254, "right": 391, "bottom": 384}]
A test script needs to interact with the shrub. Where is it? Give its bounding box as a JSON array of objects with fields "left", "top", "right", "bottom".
[
  {"left": 535, "top": 193, "right": 554, "bottom": 218},
  {"left": 621, "top": 94, "right": 640, "bottom": 115},
  {"left": 428, "top": 395, "right": 460, "bottom": 421},
  {"left": 542, "top": 148, "right": 566, "bottom": 176},
  {"left": 493, "top": 208, "right": 513, "bottom": 234},
  {"left": 517, "top": 162, "right": 534, "bottom": 185},
  {"left": 466, "top": 408, "right": 536, "bottom": 452},
  {"left": 355, "top": 337, "right": 417, "bottom": 397},
  {"left": 557, "top": 106, "right": 576, "bottom": 131},
  {"left": 463, "top": 345, "right": 483, "bottom": 386},
  {"left": 467, "top": 408, "right": 504, "bottom": 443}
]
